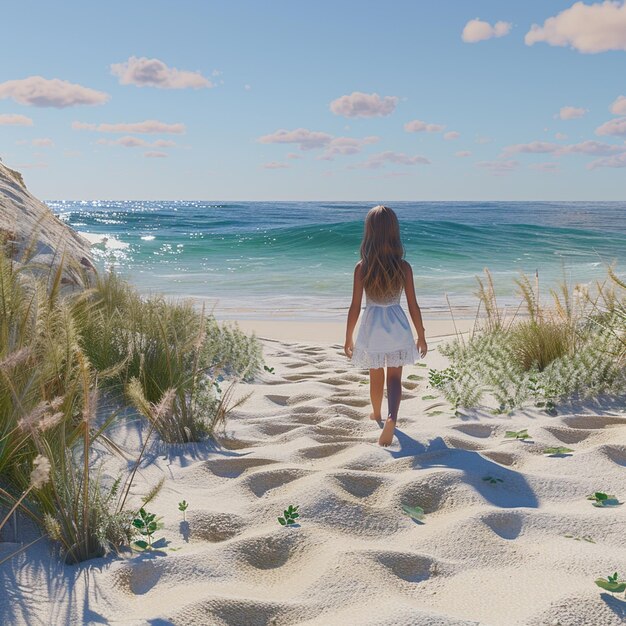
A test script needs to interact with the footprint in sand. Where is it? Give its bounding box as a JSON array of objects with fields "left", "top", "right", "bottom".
[
  {"left": 187, "top": 510, "right": 246, "bottom": 542},
  {"left": 114, "top": 561, "right": 162, "bottom": 595},
  {"left": 598, "top": 444, "right": 626, "bottom": 467},
  {"left": 562, "top": 414, "right": 626, "bottom": 430},
  {"left": 332, "top": 472, "right": 387, "bottom": 499},
  {"left": 233, "top": 532, "right": 304, "bottom": 572},
  {"left": 480, "top": 450, "right": 519, "bottom": 467},
  {"left": 254, "top": 421, "right": 304, "bottom": 437},
  {"left": 170, "top": 597, "right": 295, "bottom": 626},
  {"left": 543, "top": 425, "right": 595, "bottom": 444},
  {"left": 205, "top": 456, "right": 277, "bottom": 478},
  {"left": 452, "top": 423, "right": 497, "bottom": 439},
  {"left": 443, "top": 435, "right": 488, "bottom": 451},
  {"left": 298, "top": 442, "right": 352, "bottom": 460},
  {"left": 329, "top": 395, "right": 370, "bottom": 408},
  {"left": 480, "top": 510, "right": 525, "bottom": 540},
  {"left": 370, "top": 550, "right": 443, "bottom": 583},
  {"left": 242, "top": 467, "right": 311, "bottom": 497}
]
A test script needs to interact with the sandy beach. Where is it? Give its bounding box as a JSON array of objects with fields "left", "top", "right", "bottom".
[{"left": 3, "top": 315, "right": 625, "bottom": 626}]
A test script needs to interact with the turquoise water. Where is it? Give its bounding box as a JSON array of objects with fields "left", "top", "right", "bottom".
[{"left": 50, "top": 200, "right": 626, "bottom": 320}]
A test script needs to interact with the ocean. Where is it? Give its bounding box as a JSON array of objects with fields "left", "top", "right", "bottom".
[{"left": 51, "top": 200, "right": 626, "bottom": 320}]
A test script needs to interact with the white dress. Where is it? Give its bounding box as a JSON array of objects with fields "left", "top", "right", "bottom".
[{"left": 351, "top": 289, "right": 421, "bottom": 369}]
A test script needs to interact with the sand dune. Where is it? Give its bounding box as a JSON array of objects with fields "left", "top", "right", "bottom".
[{"left": 2, "top": 333, "right": 626, "bottom": 625}]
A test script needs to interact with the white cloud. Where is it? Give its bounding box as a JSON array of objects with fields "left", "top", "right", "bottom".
[
  {"left": 404, "top": 119, "right": 446, "bottom": 133},
  {"left": 0, "top": 76, "right": 108, "bottom": 108},
  {"left": 503, "top": 139, "right": 622, "bottom": 156},
  {"left": 462, "top": 19, "right": 512, "bottom": 43},
  {"left": 587, "top": 151, "right": 626, "bottom": 168},
  {"left": 111, "top": 56, "right": 212, "bottom": 89},
  {"left": 97, "top": 136, "right": 176, "bottom": 149},
  {"left": 349, "top": 151, "right": 430, "bottom": 169},
  {"left": 262, "top": 161, "right": 289, "bottom": 169},
  {"left": 72, "top": 120, "right": 185, "bottom": 134},
  {"left": 560, "top": 140, "right": 623, "bottom": 155},
  {"left": 502, "top": 141, "right": 559, "bottom": 156},
  {"left": 525, "top": 1, "right": 626, "bottom": 53},
  {"left": 330, "top": 92, "right": 398, "bottom": 118},
  {"left": 444, "top": 131, "right": 460, "bottom": 140},
  {"left": 144, "top": 151, "right": 168, "bottom": 158},
  {"left": 0, "top": 113, "right": 33, "bottom": 126},
  {"left": 595, "top": 117, "right": 626, "bottom": 136},
  {"left": 319, "top": 136, "right": 379, "bottom": 160},
  {"left": 476, "top": 160, "right": 520, "bottom": 175},
  {"left": 558, "top": 106, "right": 588, "bottom": 119},
  {"left": 610, "top": 95, "right": 626, "bottom": 114},
  {"left": 257, "top": 128, "right": 333, "bottom": 150},
  {"left": 455, "top": 150, "right": 472, "bottom": 157}
]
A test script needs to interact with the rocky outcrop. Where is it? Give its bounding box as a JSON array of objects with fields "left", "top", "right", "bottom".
[{"left": 0, "top": 161, "right": 94, "bottom": 281}]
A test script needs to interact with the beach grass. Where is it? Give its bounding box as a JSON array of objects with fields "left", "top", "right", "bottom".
[
  {"left": 434, "top": 268, "right": 626, "bottom": 413},
  {"left": 0, "top": 239, "right": 262, "bottom": 563}
]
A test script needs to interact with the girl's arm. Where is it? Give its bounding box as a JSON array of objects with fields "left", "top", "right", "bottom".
[
  {"left": 344, "top": 262, "right": 364, "bottom": 357},
  {"left": 402, "top": 260, "right": 428, "bottom": 357}
]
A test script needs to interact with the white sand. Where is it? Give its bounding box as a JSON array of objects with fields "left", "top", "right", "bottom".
[{"left": 2, "top": 323, "right": 626, "bottom": 625}]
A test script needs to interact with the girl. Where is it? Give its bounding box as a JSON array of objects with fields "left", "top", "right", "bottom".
[{"left": 344, "top": 205, "right": 428, "bottom": 447}]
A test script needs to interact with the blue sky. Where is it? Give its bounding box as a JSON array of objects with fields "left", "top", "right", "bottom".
[{"left": 1, "top": 0, "right": 625, "bottom": 200}]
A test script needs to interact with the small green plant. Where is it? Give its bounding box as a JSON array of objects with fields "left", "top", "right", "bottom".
[
  {"left": 482, "top": 476, "right": 504, "bottom": 485},
  {"left": 178, "top": 500, "right": 189, "bottom": 521},
  {"left": 595, "top": 572, "right": 626, "bottom": 597},
  {"left": 264, "top": 365, "right": 275, "bottom": 374},
  {"left": 421, "top": 394, "right": 438, "bottom": 401},
  {"left": 407, "top": 374, "right": 422, "bottom": 381},
  {"left": 505, "top": 428, "right": 531, "bottom": 440},
  {"left": 428, "top": 367, "right": 457, "bottom": 389},
  {"left": 416, "top": 363, "right": 428, "bottom": 368},
  {"left": 543, "top": 447, "right": 574, "bottom": 455},
  {"left": 359, "top": 379, "right": 368, "bottom": 385},
  {"left": 401, "top": 504, "right": 425, "bottom": 522},
  {"left": 564, "top": 533, "right": 595, "bottom": 543},
  {"left": 278, "top": 505, "right": 299, "bottom": 526},
  {"left": 132, "top": 508, "right": 160, "bottom": 549},
  {"left": 427, "top": 410, "right": 444, "bottom": 416},
  {"left": 587, "top": 492, "right": 621, "bottom": 507}
]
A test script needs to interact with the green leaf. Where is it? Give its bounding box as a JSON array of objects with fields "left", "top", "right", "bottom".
[
  {"left": 595, "top": 492, "right": 608, "bottom": 501},
  {"left": 422, "top": 395, "right": 437, "bottom": 400},
  {"left": 407, "top": 374, "right": 420, "bottom": 381},
  {"left": 416, "top": 363, "right": 427, "bottom": 368},
  {"left": 543, "top": 447, "right": 574, "bottom": 455},
  {"left": 132, "top": 519, "right": 145, "bottom": 529},
  {"left": 595, "top": 579, "right": 626, "bottom": 593},
  {"left": 291, "top": 513, "right": 299, "bottom": 519},
  {"left": 401, "top": 504, "right": 425, "bottom": 520},
  {"left": 134, "top": 540, "right": 149, "bottom": 549},
  {"left": 278, "top": 517, "right": 286, "bottom": 525}
]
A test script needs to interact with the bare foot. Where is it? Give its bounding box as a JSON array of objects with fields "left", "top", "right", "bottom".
[
  {"left": 369, "top": 412, "right": 382, "bottom": 421},
  {"left": 378, "top": 416, "right": 396, "bottom": 446}
]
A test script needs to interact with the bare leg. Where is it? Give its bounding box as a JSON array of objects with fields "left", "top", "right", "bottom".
[
  {"left": 379, "top": 366, "right": 402, "bottom": 446},
  {"left": 369, "top": 367, "right": 384, "bottom": 420}
]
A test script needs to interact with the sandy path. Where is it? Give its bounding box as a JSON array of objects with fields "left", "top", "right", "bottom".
[{"left": 2, "top": 335, "right": 626, "bottom": 626}]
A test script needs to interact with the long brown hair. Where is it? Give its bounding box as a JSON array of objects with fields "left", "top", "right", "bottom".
[{"left": 359, "top": 205, "right": 405, "bottom": 300}]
